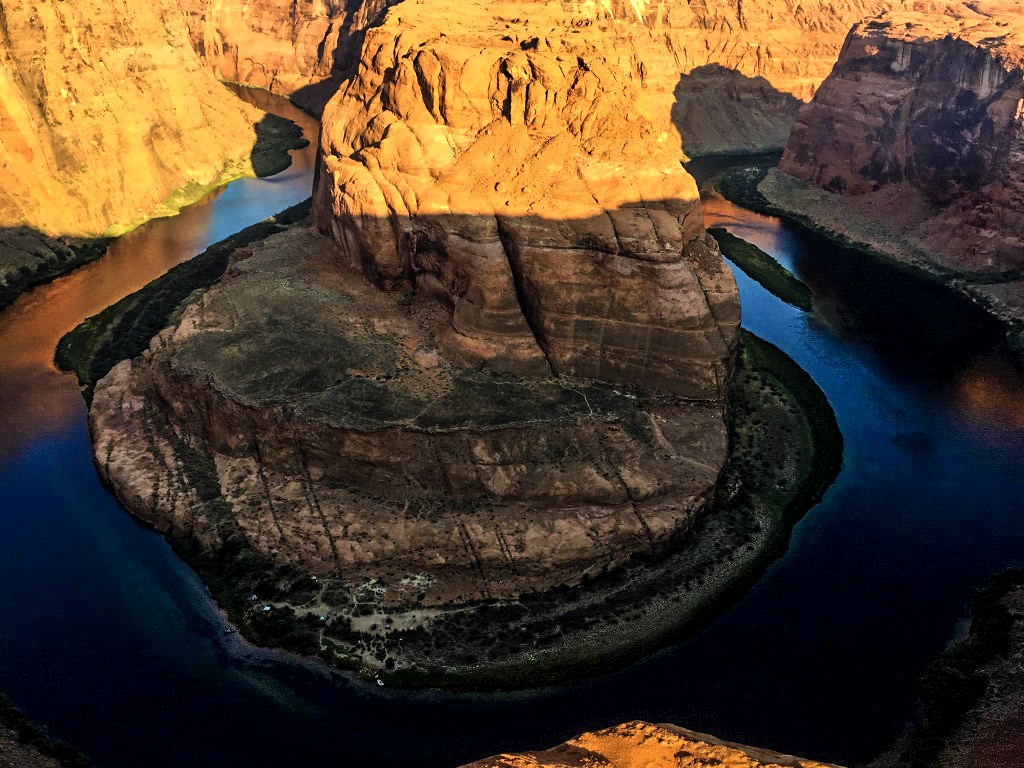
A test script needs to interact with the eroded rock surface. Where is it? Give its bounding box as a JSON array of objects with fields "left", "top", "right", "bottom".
[
  {"left": 462, "top": 721, "right": 842, "bottom": 768},
  {"left": 774, "top": 1, "right": 1024, "bottom": 329},
  {"left": 0, "top": 0, "right": 266, "bottom": 237},
  {"left": 91, "top": 225, "right": 729, "bottom": 610}
]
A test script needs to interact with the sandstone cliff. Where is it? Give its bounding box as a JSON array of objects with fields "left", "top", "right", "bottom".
[
  {"left": 773, "top": 1, "right": 1024, "bottom": 330},
  {"left": 462, "top": 722, "right": 842, "bottom": 768},
  {"left": 180, "top": 0, "right": 891, "bottom": 152},
  {"left": 0, "top": 0, "right": 265, "bottom": 237},
  {"left": 178, "top": 0, "right": 397, "bottom": 113}
]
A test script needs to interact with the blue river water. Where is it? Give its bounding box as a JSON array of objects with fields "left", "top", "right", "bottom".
[{"left": 0, "top": 111, "right": 1021, "bottom": 766}]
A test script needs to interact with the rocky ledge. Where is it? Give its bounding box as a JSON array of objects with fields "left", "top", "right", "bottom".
[{"left": 462, "top": 721, "right": 841, "bottom": 768}]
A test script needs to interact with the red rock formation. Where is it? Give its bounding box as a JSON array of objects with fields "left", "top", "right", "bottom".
[
  {"left": 778, "top": 2, "right": 1024, "bottom": 276},
  {"left": 313, "top": 0, "right": 740, "bottom": 399}
]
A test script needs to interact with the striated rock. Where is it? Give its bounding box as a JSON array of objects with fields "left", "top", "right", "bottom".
[
  {"left": 91, "top": 223, "right": 730, "bottom": 610},
  {"left": 462, "top": 721, "right": 842, "bottom": 768},
  {"left": 313, "top": 0, "right": 741, "bottom": 399},
  {"left": 777, "top": 2, "right": 1024, "bottom": 280},
  {"left": 178, "top": 0, "right": 398, "bottom": 113},
  {"left": 0, "top": 0, "right": 266, "bottom": 237}
]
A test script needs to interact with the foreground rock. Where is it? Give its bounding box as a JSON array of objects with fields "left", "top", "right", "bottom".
[
  {"left": 0, "top": 0, "right": 270, "bottom": 238},
  {"left": 462, "top": 722, "right": 841, "bottom": 768},
  {"left": 771, "top": 1, "right": 1024, "bottom": 344},
  {"left": 0, "top": 694, "right": 90, "bottom": 768}
]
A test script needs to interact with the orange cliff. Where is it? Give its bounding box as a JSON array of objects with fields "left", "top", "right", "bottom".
[
  {"left": 178, "top": 0, "right": 893, "bottom": 152},
  {"left": 0, "top": 0, "right": 266, "bottom": 238},
  {"left": 462, "top": 722, "right": 843, "bottom": 768}
]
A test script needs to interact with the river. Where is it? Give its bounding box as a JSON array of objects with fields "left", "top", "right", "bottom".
[{"left": 1, "top": 117, "right": 1022, "bottom": 765}]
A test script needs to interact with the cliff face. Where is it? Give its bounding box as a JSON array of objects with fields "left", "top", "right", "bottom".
[
  {"left": 179, "top": 0, "right": 891, "bottom": 151},
  {"left": 313, "top": 0, "right": 740, "bottom": 399},
  {"left": 0, "top": 0, "right": 266, "bottom": 237},
  {"left": 178, "top": 0, "right": 397, "bottom": 112},
  {"left": 778, "top": 2, "right": 1024, "bottom": 275},
  {"left": 462, "top": 722, "right": 842, "bottom": 768}
]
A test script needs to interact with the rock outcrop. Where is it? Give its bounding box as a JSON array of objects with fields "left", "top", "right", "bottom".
[
  {"left": 83, "top": 0, "right": 766, "bottom": 681},
  {"left": 462, "top": 721, "right": 842, "bottom": 768},
  {"left": 313, "top": 0, "right": 740, "bottom": 398},
  {"left": 773, "top": 1, "right": 1024, "bottom": 331},
  {"left": 0, "top": 0, "right": 266, "bottom": 237}
]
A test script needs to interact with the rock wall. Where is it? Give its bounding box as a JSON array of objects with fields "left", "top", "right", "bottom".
[
  {"left": 0, "top": 0, "right": 265, "bottom": 237},
  {"left": 179, "top": 0, "right": 891, "bottom": 151},
  {"left": 778, "top": 1, "right": 1024, "bottom": 275},
  {"left": 462, "top": 721, "right": 842, "bottom": 768},
  {"left": 313, "top": 0, "right": 741, "bottom": 400},
  {"left": 177, "top": 0, "right": 397, "bottom": 113}
]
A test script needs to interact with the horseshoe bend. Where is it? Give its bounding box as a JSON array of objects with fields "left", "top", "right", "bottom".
[{"left": 73, "top": 0, "right": 845, "bottom": 686}]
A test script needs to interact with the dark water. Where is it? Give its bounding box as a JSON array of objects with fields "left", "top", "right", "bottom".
[{"left": 1, "top": 136, "right": 1022, "bottom": 767}]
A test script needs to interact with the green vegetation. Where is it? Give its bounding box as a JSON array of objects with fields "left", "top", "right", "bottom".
[
  {"left": 250, "top": 113, "right": 309, "bottom": 177},
  {"left": 55, "top": 199, "right": 312, "bottom": 401},
  {"left": 0, "top": 692, "right": 92, "bottom": 768},
  {"left": 709, "top": 226, "right": 813, "bottom": 311}
]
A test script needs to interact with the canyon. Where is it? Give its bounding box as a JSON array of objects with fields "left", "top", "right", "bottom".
[
  {"left": 768, "top": 1, "right": 1024, "bottom": 348},
  {"left": 86, "top": 0, "right": 750, "bottom": 680}
]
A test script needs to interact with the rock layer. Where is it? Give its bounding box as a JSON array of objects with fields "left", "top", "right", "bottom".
[
  {"left": 462, "top": 721, "right": 842, "bottom": 768},
  {"left": 779, "top": 2, "right": 1024, "bottom": 277},
  {"left": 91, "top": 224, "right": 730, "bottom": 609},
  {"left": 0, "top": 0, "right": 267, "bottom": 237}
]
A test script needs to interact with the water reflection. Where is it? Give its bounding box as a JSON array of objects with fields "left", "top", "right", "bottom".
[
  {"left": 691, "top": 155, "right": 1024, "bottom": 442},
  {"left": 0, "top": 89, "right": 318, "bottom": 463}
]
